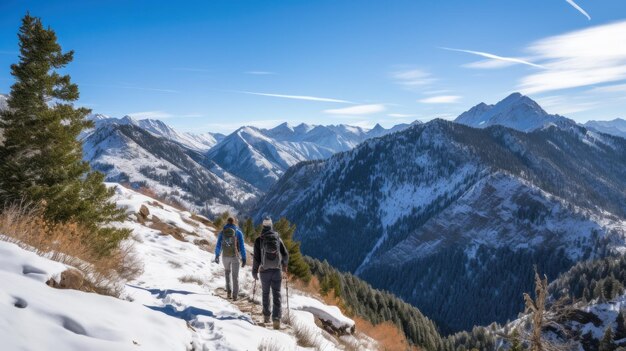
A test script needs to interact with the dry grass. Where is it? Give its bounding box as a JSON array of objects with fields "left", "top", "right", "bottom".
[
  {"left": 178, "top": 275, "right": 205, "bottom": 286},
  {"left": 292, "top": 320, "right": 322, "bottom": 349},
  {"left": 0, "top": 203, "right": 143, "bottom": 297},
  {"left": 122, "top": 184, "right": 188, "bottom": 212},
  {"left": 257, "top": 338, "right": 290, "bottom": 351},
  {"left": 353, "top": 317, "right": 420, "bottom": 351}
]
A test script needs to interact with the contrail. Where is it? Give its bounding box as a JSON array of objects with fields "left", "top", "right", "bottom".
[
  {"left": 565, "top": 0, "right": 591, "bottom": 20},
  {"left": 440, "top": 47, "right": 546, "bottom": 69}
]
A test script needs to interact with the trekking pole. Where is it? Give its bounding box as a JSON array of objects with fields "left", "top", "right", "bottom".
[
  {"left": 285, "top": 270, "right": 290, "bottom": 322},
  {"left": 251, "top": 279, "right": 257, "bottom": 303}
]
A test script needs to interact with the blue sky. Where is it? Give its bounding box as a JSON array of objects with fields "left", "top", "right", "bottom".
[{"left": 1, "top": 0, "right": 626, "bottom": 133}]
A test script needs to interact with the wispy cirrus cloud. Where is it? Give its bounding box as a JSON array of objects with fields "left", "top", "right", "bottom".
[
  {"left": 418, "top": 95, "right": 462, "bottom": 104},
  {"left": 519, "top": 20, "right": 626, "bottom": 94},
  {"left": 536, "top": 95, "right": 598, "bottom": 115},
  {"left": 244, "top": 71, "right": 276, "bottom": 75},
  {"left": 391, "top": 69, "right": 437, "bottom": 87},
  {"left": 589, "top": 83, "right": 626, "bottom": 94},
  {"left": 441, "top": 47, "right": 545, "bottom": 69},
  {"left": 238, "top": 91, "right": 353, "bottom": 104},
  {"left": 324, "top": 104, "right": 385, "bottom": 115},
  {"left": 565, "top": 0, "right": 591, "bottom": 20},
  {"left": 127, "top": 111, "right": 203, "bottom": 119}
]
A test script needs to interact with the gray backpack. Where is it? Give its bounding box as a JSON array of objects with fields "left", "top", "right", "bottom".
[{"left": 260, "top": 232, "right": 282, "bottom": 271}]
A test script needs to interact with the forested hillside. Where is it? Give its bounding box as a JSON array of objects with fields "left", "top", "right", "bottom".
[{"left": 258, "top": 118, "right": 626, "bottom": 332}]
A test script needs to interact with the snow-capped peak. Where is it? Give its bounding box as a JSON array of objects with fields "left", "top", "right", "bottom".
[{"left": 455, "top": 92, "right": 575, "bottom": 132}]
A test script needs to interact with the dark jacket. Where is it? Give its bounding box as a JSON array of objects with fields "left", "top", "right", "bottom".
[{"left": 253, "top": 229, "right": 289, "bottom": 274}]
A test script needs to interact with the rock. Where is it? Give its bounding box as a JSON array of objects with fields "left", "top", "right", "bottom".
[
  {"left": 46, "top": 269, "right": 84, "bottom": 290},
  {"left": 139, "top": 205, "right": 150, "bottom": 219}
]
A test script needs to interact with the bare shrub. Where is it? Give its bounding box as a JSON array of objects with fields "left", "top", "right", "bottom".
[
  {"left": 178, "top": 275, "right": 205, "bottom": 286},
  {"left": 0, "top": 203, "right": 142, "bottom": 297},
  {"left": 354, "top": 316, "right": 419, "bottom": 351},
  {"left": 257, "top": 338, "right": 290, "bottom": 351},
  {"left": 292, "top": 320, "right": 321, "bottom": 348}
]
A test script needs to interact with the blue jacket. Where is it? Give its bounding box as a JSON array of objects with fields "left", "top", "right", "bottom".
[{"left": 215, "top": 224, "right": 246, "bottom": 261}]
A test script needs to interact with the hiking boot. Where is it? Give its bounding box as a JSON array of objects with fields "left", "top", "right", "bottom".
[
  {"left": 232, "top": 295, "right": 238, "bottom": 302},
  {"left": 273, "top": 319, "right": 280, "bottom": 330},
  {"left": 263, "top": 315, "right": 271, "bottom": 324},
  {"left": 226, "top": 291, "right": 232, "bottom": 299}
]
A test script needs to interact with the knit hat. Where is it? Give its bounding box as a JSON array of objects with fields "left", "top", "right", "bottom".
[{"left": 262, "top": 217, "right": 273, "bottom": 228}]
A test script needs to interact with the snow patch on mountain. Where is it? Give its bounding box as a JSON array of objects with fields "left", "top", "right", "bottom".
[
  {"left": 456, "top": 92, "right": 576, "bottom": 132},
  {"left": 585, "top": 118, "right": 626, "bottom": 139}
]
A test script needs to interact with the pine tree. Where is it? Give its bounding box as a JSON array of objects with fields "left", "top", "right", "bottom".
[
  {"left": 616, "top": 311, "right": 626, "bottom": 341},
  {"left": 242, "top": 217, "right": 255, "bottom": 242},
  {"left": 600, "top": 327, "right": 616, "bottom": 351},
  {"left": 509, "top": 329, "right": 524, "bottom": 351},
  {"left": 0, "top": 14, "right": 129, "bottom": 256},
  {"left": 272, "top": 218, "right": 311, "bottom": 282}
]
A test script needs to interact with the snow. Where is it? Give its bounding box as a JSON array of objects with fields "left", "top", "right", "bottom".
[
  {"left": 289, "top": 295, "right": 355, "bottom": 332},
  {"left": 0, "top": 241, "right": 191, "bottom": 351},
  {"left": 0, "top": 184, "right": 368, "bottom": 351}
]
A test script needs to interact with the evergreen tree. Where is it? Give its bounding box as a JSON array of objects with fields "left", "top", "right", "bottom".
[
  {"left": 0, "top": 14, "right": 128, "bottom": 255},
  {"left": 509, "top": 329, "right": 524, "bottom": 351},
  {"left": 242, "top": 217, "right": 255, "bottom": 242},
  {"left": 616, "top": 311, "right": 626, "bottom": 341},
  {"left": 600, "top": 327, "right": 616, "bottom": 351},
  {"left": 272, "top": 218, "right": 311, "bottom": 282}
]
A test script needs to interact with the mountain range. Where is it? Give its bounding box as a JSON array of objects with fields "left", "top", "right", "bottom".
[
  {"left": 79, "top": 112, "right": 411, "bottom": 214},
  {"left": 256, "top": 113, "right": 626, "bottom": 331},
  {"left": 584, "top": 118, "right": 626, "bottom": 139}
]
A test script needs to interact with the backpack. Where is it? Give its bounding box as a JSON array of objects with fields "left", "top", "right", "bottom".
[
  {"left": 261, "top": 232, "right": 282, "bottom": 271},
  {"left": 221, "top": 227, "right": 238, "bottom": 257}
]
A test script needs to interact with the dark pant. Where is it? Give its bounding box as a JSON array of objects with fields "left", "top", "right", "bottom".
[{"left": 260, "top": 269, "right": 282, "bottom": 320}]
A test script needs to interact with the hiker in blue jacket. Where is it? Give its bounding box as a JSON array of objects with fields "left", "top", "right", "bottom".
[{"left": 214, "top": 217, "right": 246, "bottom": 300}]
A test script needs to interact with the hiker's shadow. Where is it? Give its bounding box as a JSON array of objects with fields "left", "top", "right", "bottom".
[
  {"left": 127, "top": 284, "right": 207, "bottom": 299},
  {"left": 147, "top": 304, "right": 254, "bottom": 325}
]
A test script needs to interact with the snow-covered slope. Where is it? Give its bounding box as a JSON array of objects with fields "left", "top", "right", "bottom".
[
  {"left": 207, "top": 126, "right": 337, "bottom": 191},
  {"left": 0, "top": 240, "right": 191, "bottom": 351},
  {"left": 209, "top": 122, "right": 413, "bottom": 191},
  {"left": 456, "top": 92, "right": 576, "bottom": 132},
  {"left": 85, "top": 115, "right": 224, "bottom": 152},
  {"left": 83, "top": 123, "right": 260, "bottom": 216},
  {"left": 257, "top": 119, "right": 626, "bottom": 332},
  {"left": 585, "top": 118, "right": 626, "bottom": 139},
  {"left": 0, "top": 184, "right": 374, "bottom": 351}
]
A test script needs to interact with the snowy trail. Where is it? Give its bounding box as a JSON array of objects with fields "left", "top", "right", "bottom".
[
  {"left": 111, "top": 184, "right": 366, "bottom": 351},
  {"left": 0, "top": 184, "right": 369, "bottom": 351}
]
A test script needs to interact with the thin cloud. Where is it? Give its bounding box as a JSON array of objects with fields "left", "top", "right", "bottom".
[
  {"left": 441, "top": 47, "right": 545, "bottom": 69},
  {"left": 519, "top": 20, "right": 626, "bottom": 94},
  {"left": 244, "top": 71, "right": 276, "bottom": 75},
  {"left": 418, "top": 95, "right": 462, "bottom": 104},
  {"left": 463, "top": 60, "right": 518, "bottom": 69},
  {"left": 536, "top": 95, "right": 597, "bottom": 114},
  {"left": 324, "top": 104, "right": 386, "bottom": 115},
  {"left": 239, "top": 91, "right": 353, "bottom": 104},
  {"left": 391, "top": 69, "right": 436, "bottom": 87},
  {"left": 565, "top": 0, "right": 591, "bottom": 20},
  {"left": 589, "top": 83, "right": 626, "bottom": 94}
]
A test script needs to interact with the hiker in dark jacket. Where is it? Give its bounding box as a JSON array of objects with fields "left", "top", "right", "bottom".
[
  {"left": 214, "top": 217, "right": 246, "bottom": 301},
  {"left": 252, "top": 217, "right": 289, "bottom": 329}
]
